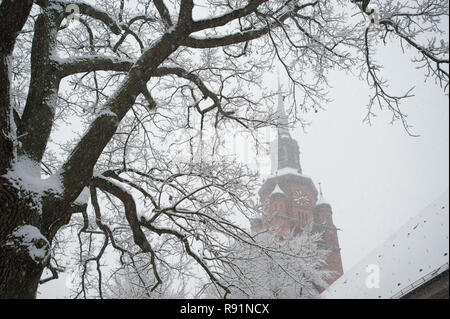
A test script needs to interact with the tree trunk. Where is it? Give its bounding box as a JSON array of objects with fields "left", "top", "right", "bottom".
[
  {"left": 0, "top": 245, "right": 45, "bottom": 299},
  {"left": 0, "top": 176, "right": 49, "bottom": 299}
]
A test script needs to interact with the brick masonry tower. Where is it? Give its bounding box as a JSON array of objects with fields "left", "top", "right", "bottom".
[{"left": 251, "top": 86, "right": 344, "bottom": 288}]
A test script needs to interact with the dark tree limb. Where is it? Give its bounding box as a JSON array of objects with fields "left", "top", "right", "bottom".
[
  {"left": 153, "top": 0, "right": 173, "bottom": 28},
  {"left": 59, "top": 56, "right": 135, "bottom": 78},
  {"left": 191, "top": 0, "right": 269, "bottom": 32},
  {"left": 0, "top": 0, "right": 34, "bottom": 173}
]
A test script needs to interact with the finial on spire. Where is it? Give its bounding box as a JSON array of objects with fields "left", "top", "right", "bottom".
[
  {"left": 317, "top": 182, "right": 329, "bottom": 205},
  {"left": 276, "top": 73, "right": 289, "bottom": 135}
]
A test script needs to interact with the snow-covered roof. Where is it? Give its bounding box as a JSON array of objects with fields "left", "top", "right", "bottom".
[
  {"left": 270, "top": 184, "right": 285, "bottom": 196},
  {"left": 277, "top": 167, "right": 302, "bottom": 176},
  {"left": 321, "top": 190, "right": 449, "bottom": 299},
  {"left": 268, "top": 167, "right": 311, "bottom": 179}
]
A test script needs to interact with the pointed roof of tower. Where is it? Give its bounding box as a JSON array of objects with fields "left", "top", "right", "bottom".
[
  {"left": 317, "top": 182, "right": 329, "bottom": 205},
  {"left": 270, "top": 183, "right": 285, "bottom": 197}
]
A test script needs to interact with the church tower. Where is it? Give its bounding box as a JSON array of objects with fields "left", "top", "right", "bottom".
[{"left": 251, "top": 85, "right": 344, "bottom": 287}]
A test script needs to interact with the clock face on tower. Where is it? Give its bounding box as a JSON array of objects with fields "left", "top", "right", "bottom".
[{"left": 293, "top": 190, "right": 312, "bottom": 209}]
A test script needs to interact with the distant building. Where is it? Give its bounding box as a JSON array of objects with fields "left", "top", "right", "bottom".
[{"left": 250, "top": 85, "right": 344, "bottom": 288}]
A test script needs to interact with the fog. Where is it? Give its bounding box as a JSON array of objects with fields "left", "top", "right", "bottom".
[{"left": 245, "top": 43, "right": 449, "bottom": 273}]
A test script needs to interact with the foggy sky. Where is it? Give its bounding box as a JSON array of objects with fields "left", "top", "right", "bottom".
[{"left": 254, "top": 40, "right": 449, "bottom": 272}]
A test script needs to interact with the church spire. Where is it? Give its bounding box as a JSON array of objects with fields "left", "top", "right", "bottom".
[
  {"left": 269, "top": 79, "right": 303, "bottom": 175},
  {"left": 277, "top": 77, "right": 290, "bottom": 139}
]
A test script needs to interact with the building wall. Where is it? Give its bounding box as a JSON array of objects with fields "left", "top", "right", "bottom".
[
  {"left": 257, "top": 174, "right": 344, "bottom": 288},
  {"left": 401, "top": 270, "right": 449, "bottom": 299}
]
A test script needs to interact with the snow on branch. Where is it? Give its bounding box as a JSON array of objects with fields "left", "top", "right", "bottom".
[
  {"left": 59, "top": 55, "right": 135, "bottom": 78},
  {"left": 4, "top": 225, "right": 50, "bottom": 264},
  {"left": 4, "top": 157, "right": 63, "bottom": 207},
  {"left": 91, "top": 175, "right": 152, "bottom": 253}
]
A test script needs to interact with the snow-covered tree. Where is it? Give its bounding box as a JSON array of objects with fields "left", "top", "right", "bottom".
[
  {"left": 207, "top": 226, "right": 331, "bottom": 299},
  {"left": 104, "top": 252, "right": 189, "bottom": 299},
  {"left": 0, "top": 0, "right": 448, "bottom": 298}
]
